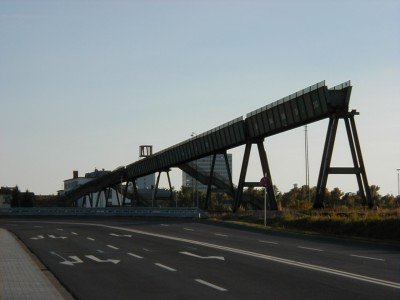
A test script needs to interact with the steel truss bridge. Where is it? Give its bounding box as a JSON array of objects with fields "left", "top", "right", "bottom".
[{"left": 61, "top": 80, "right": 372, "bottom": 210}]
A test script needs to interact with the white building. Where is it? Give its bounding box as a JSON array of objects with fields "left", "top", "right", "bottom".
[
  {"left": 182, "top": 154, "right": 232, "bottom": 191},
  {"left": 61, "top": 169, "right": 124, "bottom": 207}
]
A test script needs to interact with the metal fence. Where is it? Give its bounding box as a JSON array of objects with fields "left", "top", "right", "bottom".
[{"left": 0, "top": 207, "right": 206, "bottom": 218}]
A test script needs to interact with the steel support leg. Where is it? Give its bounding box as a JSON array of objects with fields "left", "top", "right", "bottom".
[
  {"left": 166, "top": 170, "right": 174, "bottom": 202},
  {"left": 234, "top": 143, "right": 252, "bottom": 212},
  {"left": 349, "top": 116, "right": 373, "bottom": 207},
  {"left": 115, "top": 186, "right": 121, "bottom": 206},
  {"left": 223, "top": 151, "right": 235, "bottom": 200},
  {"left": 205, "top": 154, "right": 217, "bottom": 210},
  {"left": 89, "top": 193, "right": 93, "bottom": 208},
  {"left": 344, "top": 118, "right": 366, "bottom": 205},
  {"left": 122, "top": 181, "right": 129, "bottom": 206},
  {"left": 257, "top": 140, "right": 277, "bottom": 210},
  {"left": 314, "top": 117, "right": 339, "bottom": 208},
  {"left": 132, "top": 179, "right": 140, "bottom": 206},
  {"left": 95, "top": 191, "right": 101, "bottom": 207},
  {"left": 153, "top": 172, "right": 162, "bottom": 207}
]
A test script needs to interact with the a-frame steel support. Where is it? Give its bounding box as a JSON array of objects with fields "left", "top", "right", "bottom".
[
  {"left": 205, "top": 154, "right": 217, "bottom": 210},
  {"left": 314, "top": 111, "right": 372, "bottom": 208},
  {"left": 234, "top": 139, "right": 277, "bottom": 212},
  {"left": 152, "top": 169, "right": 174, "bottom": 206},
  {"left": 122, "top": 179, "right": 140, "bottom": 206},
  {"left": 204, "top": 152, "right": 235, "bottom": 210}
]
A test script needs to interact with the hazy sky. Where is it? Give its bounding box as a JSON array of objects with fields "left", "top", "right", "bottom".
[{"left": 1, "top": 0, "right": 399, "bottom": 196}]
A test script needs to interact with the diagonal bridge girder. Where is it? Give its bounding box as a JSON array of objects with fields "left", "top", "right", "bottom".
[{"left": 178, "top": 162, "right": 235, "bottom": 197}]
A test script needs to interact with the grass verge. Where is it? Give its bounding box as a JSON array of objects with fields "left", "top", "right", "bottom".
[{"left": 209, "top": 208, "right": 400, "bottom": 243}]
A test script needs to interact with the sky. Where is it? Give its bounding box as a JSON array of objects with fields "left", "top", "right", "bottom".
[{"left": 1, "top": 0, "right": 399, "bottom": 196}]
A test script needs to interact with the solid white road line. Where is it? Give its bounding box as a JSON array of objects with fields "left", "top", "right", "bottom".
[
  {"left": 297, "top": 246, "right": 324, "bottom": 252},
  {"left": 195, "top": 279, "right": 227, "bottom": 291},
  {"left": 127, "top": 252, "right": 143, "bottom": 259},
  {"left": 259, "top": 240, "right": 279, "bottom": 245},
  {"left": 107, "top": 245, "right": 119, "bottom": 250},
  {"left": 214, "top": 233, "right": 228, "bottom": 237},
  {"left": 21, "top": 221, "right": 400, "bottom": 290},
  {"left": 184, "top": 228, "right": 194, "bottom": 231},
  {"left": 350, "top": 254, "right": 385, "bottom": 262},
  {"left": 155, "top": 263, "right": 176, "bottom": 272},
  {"left": 86, "top": 237, "right": 95, "bottom": 241}
]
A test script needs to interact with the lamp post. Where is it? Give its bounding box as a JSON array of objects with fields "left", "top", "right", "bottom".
[
  {"left": 397, "top": 169, "right": 400, "bottom": 196},
  {"left": 191, "top": 132, "right": 198, "bottom": 208}
]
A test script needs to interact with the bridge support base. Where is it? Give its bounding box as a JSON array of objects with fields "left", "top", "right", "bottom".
[
  {"left": 314, "top": 111, "right": 372, "bottom": 208},
  {"left": 152, "top": 169, "right": 174, "bottom": 207},
  {"left": 234, "top": 139, "right": 277, "bottom": 212}
]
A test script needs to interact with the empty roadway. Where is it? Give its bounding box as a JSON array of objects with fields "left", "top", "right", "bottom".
[{"left": 0, "top": 218, "right": 398, "bottom": 300}]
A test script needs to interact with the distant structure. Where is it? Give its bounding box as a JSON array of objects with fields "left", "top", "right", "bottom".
[
  {"left": 136, "top": 145, "right": 155, "bottom": 190},
  {"left": 60, "top": 169, "right": 123, "bottom": 207},
  {"left": 135, "top": 174, "right": 155, "bottom": 190},
  {"left": 0, "top": 186, "right": 34, "bottom": 207},
  {"left": 182, "top": 154, "right": 232, "bottom": 191},
  {"left": 0, "top": 187, "right": 13, "bottom": 208}
]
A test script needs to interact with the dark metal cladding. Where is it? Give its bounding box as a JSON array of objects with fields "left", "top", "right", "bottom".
[{"left": 245, "top": 80, "right": 351, "bottom": 140}]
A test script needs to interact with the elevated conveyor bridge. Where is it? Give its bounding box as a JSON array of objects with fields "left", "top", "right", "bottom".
[{"left": 61, "top": 80, "right": 372, "bottom": 210}]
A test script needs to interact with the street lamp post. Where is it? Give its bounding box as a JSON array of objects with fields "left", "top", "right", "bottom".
[{"left": 397, "top": 169, "right": 400, "bottom": 196}]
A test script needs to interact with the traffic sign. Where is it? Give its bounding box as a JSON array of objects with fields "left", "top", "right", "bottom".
[{"left": 260, "top": 176, "right": 271, "bottom": 187}]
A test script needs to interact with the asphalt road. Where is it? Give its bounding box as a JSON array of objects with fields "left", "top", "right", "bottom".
[{"left": 1, "top": 218, "right": 399, "bottom": 300}]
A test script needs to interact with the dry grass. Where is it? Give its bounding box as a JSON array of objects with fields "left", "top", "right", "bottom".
[{"left": 210, "top": 208, "right": 400, "bottom": 242}]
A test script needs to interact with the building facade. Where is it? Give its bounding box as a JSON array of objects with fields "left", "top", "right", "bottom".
[
  {"left": 182, "top": 153, "right": 232, "bottom": 191},
  {"left": 61, "top": 169, "right": 124, "bottom": 207}
]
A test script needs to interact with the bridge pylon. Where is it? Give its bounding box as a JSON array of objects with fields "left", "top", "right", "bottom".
[
  {"left": 314, "top": 111, "right": 372, "bottom": 208},
  {"left": 234, "top": 139, "right": 277, "bottom": 212}
]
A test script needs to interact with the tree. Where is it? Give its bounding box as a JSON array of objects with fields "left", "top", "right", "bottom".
[
  {"left": 329, "top": 187, "right": 344, "bottom": 208},
  {"left": 370, "top": 185, "right": 381, "bottom": 205}
]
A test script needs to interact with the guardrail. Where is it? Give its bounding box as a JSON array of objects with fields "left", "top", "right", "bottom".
[{"left": 0, "top": 207, "right": 207, "bottom": 218}]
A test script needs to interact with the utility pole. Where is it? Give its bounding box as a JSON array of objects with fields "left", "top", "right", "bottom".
[{"left": 397, "top": 169, "right": 400, "bottom": 196}]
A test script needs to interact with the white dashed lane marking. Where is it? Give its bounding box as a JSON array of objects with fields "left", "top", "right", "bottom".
[
  {"left": 214, "top": 233, "right": 228, "bottom": 237},
  {"left": 127, "top": 252, "right": 143, "bottom": 259},
  {"left": 87, "top": 237, "right": 95, "bottom": 241},
  {"left": 184, "top": 228, "right": 194, "bottom": 231},
  {"left": 297, "top": 246, "right": 323, "bottom": 252},
  {"left": 195, "top": 279, "right": 227, "bottom": 291},
  {"left": 350, "top": 254, "right": 385, "bottom": 262},
  {"left": 107, "top": 245, "right": 119, "bottom": 250},
  {"left": 155, "top": 263, "right": 176, "bottom": 272},
  {"left": 259, "top": 240, "right": 279, "bottom": 245}
]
